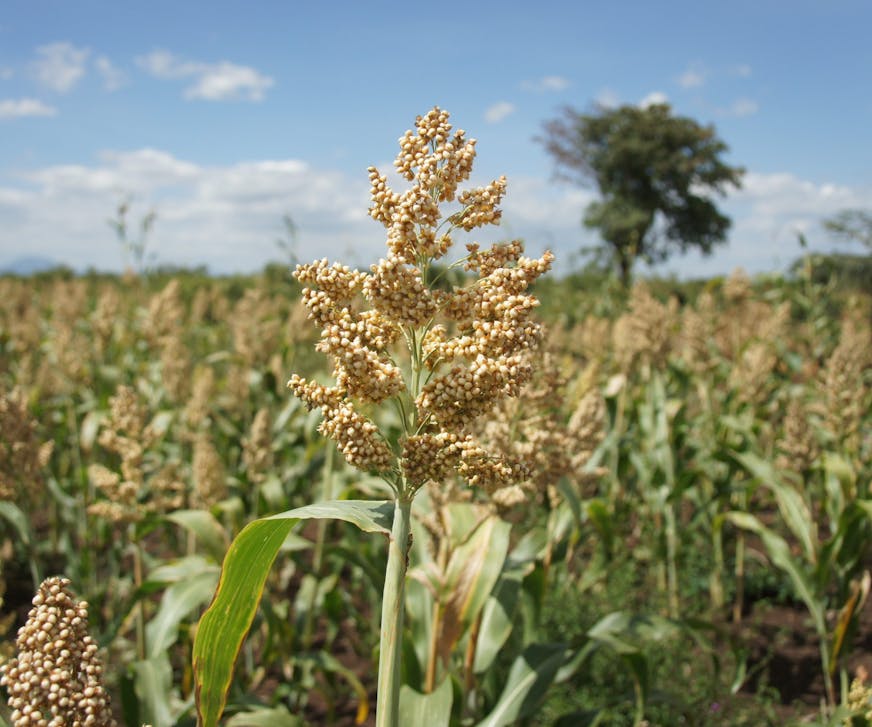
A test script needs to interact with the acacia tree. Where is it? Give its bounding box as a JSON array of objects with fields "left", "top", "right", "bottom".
[
  {"left": 540, "top": 103, "right": 744, "bottom": 286},
  {"left": 823, "top": 209, "right": 872, "bottom": 251}
]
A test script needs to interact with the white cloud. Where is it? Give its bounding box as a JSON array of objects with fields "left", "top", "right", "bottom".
[
  {"left": 2, "top": 150, "right": 869, "bottom": 279},
  {"left": 0, "top": 98, "right": 57, "bottom": 119},
  {"left": 185, "top": 62, "right": 273, "bottom": 101},
  {"left": 136, "top": 49, "right": 274, "bottom": 101},
  {"left": 677, "top": 64, "right": 706, "bottom": 89},
  {"left": 32, "top": 42, "right": 90, "bottom": 93},
  {"left": 0, "top": 149, "right": 375, "bottom": 273},
  {"left": 521, "top": 75, "right": 570, "bottom": 92},
  {"left": 0, "top": 67, "right": 12, "bottom": 80},
  {"left": 595, "top": 88, "right": 620, "bottom": 108},
  {"left": 484, "top": 101, "right": 516, "bottom": 124},
  {"left": 639, "top": 91, "right": 669, "bottom": 108},
  {"left": 95, "top": 56, "right": 127, "bottom": 91},
  {"left": 732, "top": 64, "right": 753, "bottom": 78},
  {"left": 652, "top": 172, "right": 872, "bottom": 277},
  {"left": 728, "top": 97, "right": 759, "bottom": 117}
]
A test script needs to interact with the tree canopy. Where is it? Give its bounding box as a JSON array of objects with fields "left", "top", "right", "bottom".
[
  {"left": 540, "top": 103, "right": 744, "bottom": 285},
  {"left": 823, "top": 209, "right": 872, "bottom": 251}
]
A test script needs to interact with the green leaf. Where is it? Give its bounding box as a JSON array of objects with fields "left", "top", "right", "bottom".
[
  {"left": 193, "top": 500, "right": 393, "bottom": 727},
  {"left": 732, "top": 451, "right": 817, "bottom": 563},
  {"left": 0, "top": 501, "right": 31, "bottom": 546},
  {"left": 439, "top": 514, "right": 511, "bottom": 662},
  {"left": 298, "top": 651, "right": 371, "bottom": 725},
  {"left": 475, "top": 643, "right": 567, "bottom": 727},
  {"left": 726, "top": 511, "right": 824, "bottom": 635},
  {"left": 474, "top": 573, "right": 522, "bottom": 674},
  {"left": 147, "top": 554, "right": 215, "bottom": 584},
  {"left": 146, "top": 568, "right": 219, "bottom": 657},
  {"left": 131, "top": 654, "right": 176, "bottom": 727},
  {"left": 225, "top": 706, "right": 303, "bottom": 726},
  {"left": 166, "top": 509, "right": 229, "bottom": 562},
  {"left": 399, "top": 677, "right": 453, "bottom": 727},
  {"left": 267, "top": 499, "right": 394, "bottom": 534}
]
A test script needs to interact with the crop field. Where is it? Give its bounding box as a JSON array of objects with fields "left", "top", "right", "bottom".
[{"left": 1, "top": 112, "right": 871, "bottom": 727}]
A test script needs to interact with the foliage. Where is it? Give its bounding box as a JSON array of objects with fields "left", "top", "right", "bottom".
[
  {"left": 539, "top": 103, "right": 744, "bottom": 286},
  {"left": 0, "top": 161, "right": 871, "bottom": 727},
  {"left": 823, "top": 209, "right": 872, "bottom": 251}
]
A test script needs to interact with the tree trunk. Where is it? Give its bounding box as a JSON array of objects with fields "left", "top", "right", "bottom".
[{"left": 618, "top": 252, "right": 633, "bottom": 288}]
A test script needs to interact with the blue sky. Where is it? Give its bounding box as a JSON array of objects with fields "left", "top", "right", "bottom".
[{"left": 1, "top": 0, "right": 870, "bottom": 277}]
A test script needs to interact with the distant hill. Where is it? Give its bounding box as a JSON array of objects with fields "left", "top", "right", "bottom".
[{"left": 0, "top": 255, "right": 61, "bottom": 275}]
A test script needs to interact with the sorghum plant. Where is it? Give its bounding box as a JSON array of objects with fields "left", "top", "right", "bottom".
[
  {"left": 0, "top": 576, "right": 116, "bottom": 727},
  {"left": 193, "top": 107, "right": 553, "bottom": 727}
]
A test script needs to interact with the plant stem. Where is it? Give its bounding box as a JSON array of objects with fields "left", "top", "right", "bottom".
[
  {"left": 131, "top": 529, "right": 146, "bottom": 661},
  {"left": 665, "top": 504, "right": 679, "bottom": 619},
  {"left": 424, "top": 533, "right": 449, "bottom": 693},
  {"left": 376, "top": 495, "right": 413, "bottom": 727}
]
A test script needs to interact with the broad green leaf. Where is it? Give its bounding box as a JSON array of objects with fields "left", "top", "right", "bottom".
[
  {"left": 166, "top": 509, "right": 228, "bottom": 562},
  {"left": 399, "top": 677, "right": 453, "bottom": 727},
  {"left": 726, "top": 511, "right": 824, "bottom": 635},
  {"left": 299, "top": 651, "right": 371, "bottom": 725},
  {"left": 475, "top": 643, "right": 567, "bottom": 727},
  {"left": 226, "top": 706, "right": 303, "bottom": 726},
  {"left": 131, "top": 654, "right": 176, "bottom": 727},
  {"left": 0, "top": 501, "right": 32, "bottom": 546},
  {"left": 732, "top": 451, "right": 817, "bottom": 563},
  {"left": 147, "top": 554, "right": 217, "bottom": 585},
  {"left": 439, "top": 514, "right": 511, "bottom": 663},
  {"left": 193, "top": 500, "right": 393, "bottom": 727},
  {"left": 267, "top": 499, "right": 394, "bottom": 534},
  {"left": 146, "top": 568, "right": 219, "bottom": 657},
  {"left": 474, "top": 573, "right": 522, "bottom": 673}
]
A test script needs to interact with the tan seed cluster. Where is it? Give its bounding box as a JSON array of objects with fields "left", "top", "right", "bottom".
[
  {"left": 289, "top": 376, "right": 394, "bottom": 473},
  {"left": 417, "top": 354, "right": 532, "bottom": 431},
  {"left": 288, "top": 107, "right": 554, "bottom": 498},
  {"left": 776, "top": 398, "right": 820, "bottom": 476},
  {"left": 0, "top": 577, "right": 116, "bottom": 727},
  {"left": 0, "top": 387, "right": 53, "bottom": 503},
  {"left": 192, "top": 432, "right": 227, "bottom": 507},
  {"left": 612, "top": 283, "right": 678, "bottom": 372},
  {"left": 242, "top": 408, "right": 273, "bottom": 484}
]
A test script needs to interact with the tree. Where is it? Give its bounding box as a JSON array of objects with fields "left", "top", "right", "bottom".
[
  {"left": 823, "top": 209, "right": 872, "bottom": 251},
  {"left": 539, "top": 103, "right": 744, "bottom": 286}
]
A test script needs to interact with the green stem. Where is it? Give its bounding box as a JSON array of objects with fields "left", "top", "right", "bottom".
[
  {"left": 376, "top": 495, "right": 413, "bottom": 727},
  {"left": 733, "top": 530, "right": 745, "bottom": 623},
  {"left": 710, "top": 516, "right": 725, "bottom": 611},
  {"left": 665, "top": 504, "right": 679, "bottom": 620},
  {"left": 131, "top": 529, "right": 146, "bottom": 661},
  {"left": 302, "top": 443, "right": 335, "bottom": 649}
]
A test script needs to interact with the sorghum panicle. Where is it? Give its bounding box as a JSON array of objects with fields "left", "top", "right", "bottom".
[
  {"left": 288, "top": 107, "right": 553, "bottom": 498},
  {"left": 0, "top": 577, "right": 116, "bottom": 727}
]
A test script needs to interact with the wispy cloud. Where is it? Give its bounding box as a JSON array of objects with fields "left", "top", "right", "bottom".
[
  {"left": 0, "top": 67, "right": 13, "bottom": 81},
  {"left": 521, "top": 75, "right": 570, "bottom": 92},
  {"left": 136, "top": 49, "right": 274, "bottom": 101},
  {"left": 1, "top": 149, "right": 869, "bottom": 278},
  {"left": 677, "top": 63, "right": 706, "bottom": 89},
  {"left": 0, "top": 98, "right": 57, "bottom": 119},
  {"left": 32, "top": 42, "right": 90, "bottom": 93},
  {"left": 732, "top": 64, "right": 753, "bottom": 78},
  {"left": 719, "top": 97, "right": 759, "bottom": 117},
  {"left": 639, "top": 91, "right": 669, "bottom": 108},
  {"left": 484, "top": 101, "right": 516, "bottom": 123},
  {"left": 95, "top": 56, "right": 127, "bottom": 91},
  {"left": 595, "top": 88, "right": 620, "bottom": 108}
]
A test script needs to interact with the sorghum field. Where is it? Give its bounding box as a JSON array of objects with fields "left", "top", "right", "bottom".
[{"left": 1, "top": 110, "right": 871, "bottom": 727}]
